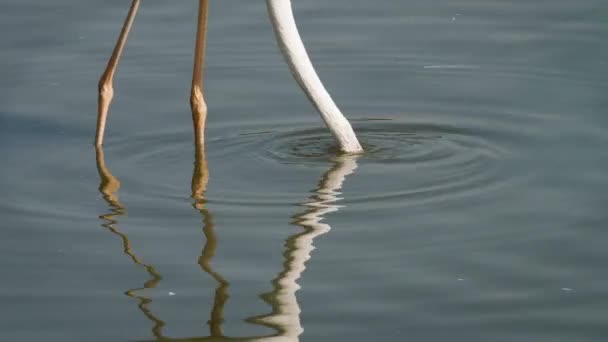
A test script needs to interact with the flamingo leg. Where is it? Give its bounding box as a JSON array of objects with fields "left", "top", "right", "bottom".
[
  {"left": 190, "top": 0, "right": 210, "bottom": 148},
  {"left": 95, "top": 0, "right": 141, "bottom": 146}
]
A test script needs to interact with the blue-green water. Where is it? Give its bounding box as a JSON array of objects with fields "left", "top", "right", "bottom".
[{"left": 1, "top": 1, "right": 607, "bottom": 341}]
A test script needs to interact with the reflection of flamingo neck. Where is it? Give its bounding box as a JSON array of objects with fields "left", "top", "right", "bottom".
[{"left": 253, "top": 155, "right": 360, "bottom": 341}]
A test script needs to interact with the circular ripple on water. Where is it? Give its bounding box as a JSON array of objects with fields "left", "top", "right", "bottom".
[
  {"left": 258, "top": 122, "right": 502, "bottom": 164},
  {"left": 100, "top": 119, "right": 514, "bottom": 208},
  {"left": 204, "top": 119, "right": 512, "bottom": 207}
]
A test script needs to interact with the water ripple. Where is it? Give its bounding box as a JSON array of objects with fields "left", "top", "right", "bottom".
[
  {"left": 105, "top": 118, "right": 517, "bottom": 209},
  {"left": 256, "top": 121, "right": 509, "bottom": 206}
]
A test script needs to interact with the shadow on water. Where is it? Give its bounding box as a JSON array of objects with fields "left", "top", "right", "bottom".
[{"left": 95, "top": 142, "right": 359, "bottom": 341}]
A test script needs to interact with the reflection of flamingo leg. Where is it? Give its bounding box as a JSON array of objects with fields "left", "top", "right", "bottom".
[
  {"left": 95, "top": 146, "right": 166, "bottom": 336},
  {"left": 191, "top": 142, "right": 230, "bottom": 337}
]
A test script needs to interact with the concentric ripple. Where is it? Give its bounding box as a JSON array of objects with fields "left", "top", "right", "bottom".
[
  {"left": 257, "top": 122, "right": 503, "bottom": 165},
  {"left": 95, "top": 117, "right": 517, "bottom": 208},
  {"left": 241, "top": 120, "right": 511, "bottom": 207}
]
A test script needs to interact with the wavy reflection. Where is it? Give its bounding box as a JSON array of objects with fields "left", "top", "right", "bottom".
[
  {"left": 96, "top": 143, "right": 359, "bottom": 341},
  {"left": 248, "top": 154, "right": 360, "bottom": 341},
  {"left": 191, "top": 142, "right": 230, "bottom": 338},
  {"left": 95, "top": 146, "right": 165, "bottom": 335}
]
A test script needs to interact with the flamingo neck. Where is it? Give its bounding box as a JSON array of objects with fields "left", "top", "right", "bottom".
[{"left": 266, "top": 0, "right": 363, "bottom": 153}]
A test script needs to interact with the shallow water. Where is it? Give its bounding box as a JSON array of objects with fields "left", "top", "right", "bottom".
[{"left": 1, "top": 0, "right": 607, "bottom": 341}]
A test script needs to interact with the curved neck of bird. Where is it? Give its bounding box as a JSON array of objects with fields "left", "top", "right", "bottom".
[{"left": 266, "top": 0, "right": 363, "bottom": 153}]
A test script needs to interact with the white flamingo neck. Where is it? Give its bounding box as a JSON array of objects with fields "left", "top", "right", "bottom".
[{"left": 266, "top": 0, "right": 363, "bottom": 153}]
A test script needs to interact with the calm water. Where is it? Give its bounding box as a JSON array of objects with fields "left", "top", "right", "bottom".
[{"left": 1, "top": 0, "right": 607, "bottom": 341}]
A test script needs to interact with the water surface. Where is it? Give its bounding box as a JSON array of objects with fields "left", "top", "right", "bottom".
[{"left": 1, "top": 0, "right": 607, "bottom": 341}]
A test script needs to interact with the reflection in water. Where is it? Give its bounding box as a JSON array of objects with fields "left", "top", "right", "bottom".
[
  {"left": 96, "top": 143, "right": 359, "bottom": 341},
  {"left": 95, "top": 146, "right": 165, "bottom": 335},
  {"left": 248, "top": 154, "right": 360, "bottom": 342},
  {"left": 191, "top": 143, "right": 230, "bottom": 338}
]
